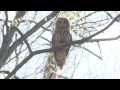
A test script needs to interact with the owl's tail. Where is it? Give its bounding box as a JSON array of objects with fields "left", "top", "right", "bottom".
[{"left": 54, "top": 49, "right": 67, "bottom": 70}]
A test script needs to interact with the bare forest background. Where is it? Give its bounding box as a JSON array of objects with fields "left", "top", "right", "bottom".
[{"left": 0, "top": 11, "right": 120, "bottom": 79}]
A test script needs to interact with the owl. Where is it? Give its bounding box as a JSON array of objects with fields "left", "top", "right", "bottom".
[{"left": 52, "top": 17, "right": 72, "bottom": 70}]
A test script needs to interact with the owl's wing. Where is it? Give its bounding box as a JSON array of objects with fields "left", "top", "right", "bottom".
[
  {"left": 66, "top": 34, "right": 72, "bottom": 57},
  {"left": 52, "top": 31, "right": 55, "bottom": 47},
  {"left": 52, "top": 30, "right": 60, "bottom": 55}
]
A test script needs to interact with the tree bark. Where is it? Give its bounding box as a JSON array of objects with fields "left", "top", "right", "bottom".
[{"left": 43, "top": 53, "right": 58, "bottom": 79}]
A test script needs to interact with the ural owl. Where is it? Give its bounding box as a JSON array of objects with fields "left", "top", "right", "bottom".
[{"left": 52, "top": 17, "right": 72, "bottom": 70}]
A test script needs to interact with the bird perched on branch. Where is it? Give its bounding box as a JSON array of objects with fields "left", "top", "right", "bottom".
[{"left": 52, "top": 17, "right": 72, "bottom": 70}]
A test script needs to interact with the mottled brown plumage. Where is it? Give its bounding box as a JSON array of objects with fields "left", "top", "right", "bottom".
[{"left": 52, "top": 18, "right": 72, "bottom": 69}]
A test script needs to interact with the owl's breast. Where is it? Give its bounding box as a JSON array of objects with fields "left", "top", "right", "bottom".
[{"left": 59, "top": 32, "right": 65, "bottom": 43}]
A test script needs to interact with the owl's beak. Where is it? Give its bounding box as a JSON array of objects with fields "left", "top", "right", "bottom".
[{"left": 62, "top": 23, "right": 63, "bottom": 27}]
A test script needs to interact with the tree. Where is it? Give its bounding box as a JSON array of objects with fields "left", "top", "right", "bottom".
[{"left": 0, "top": 11, "right": 120, "bottom": 79}]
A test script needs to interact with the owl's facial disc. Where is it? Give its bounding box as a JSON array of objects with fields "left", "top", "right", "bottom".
[{"left": 57, "top": 21, "right": 68, "bottom": 28}]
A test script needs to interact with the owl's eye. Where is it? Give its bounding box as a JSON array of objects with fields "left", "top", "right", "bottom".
[
  {"left": 58, "top": 21, "right": 62, "bottom": 28},
  {"left": 63, "top": 21, "right": 68, "bottom": 28}
]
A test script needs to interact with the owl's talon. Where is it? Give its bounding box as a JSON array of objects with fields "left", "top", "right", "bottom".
[{"left": 59, "top": 43, "right": 65, "bottom": 46}]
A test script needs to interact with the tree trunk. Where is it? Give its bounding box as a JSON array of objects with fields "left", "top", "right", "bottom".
[{"left": 43, "top": 53, "right": 58, "bottom": 79}]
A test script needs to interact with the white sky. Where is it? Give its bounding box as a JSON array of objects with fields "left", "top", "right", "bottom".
[{"left": 0, "top": 11, "right": 120, "bottom": 79}]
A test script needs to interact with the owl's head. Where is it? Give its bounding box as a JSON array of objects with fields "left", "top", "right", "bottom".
[{"left": 55, "top": 18, "right": 70, "bottom": 29}]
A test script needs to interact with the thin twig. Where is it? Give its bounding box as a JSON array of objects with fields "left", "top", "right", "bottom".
[{"left": 82, "top": 46, "right": 103, "bottom": 60}]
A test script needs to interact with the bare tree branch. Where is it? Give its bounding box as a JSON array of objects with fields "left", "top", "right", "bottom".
[
  {"left": 14, "top": 11, "right": 25, "bottom": 20},
  {"left": 0, "top": 70, "right": 10, "bottom": 74},
  {"left": 4, "top": 30, "right": 46, "bottom": 66},
  {"left": 0, "top": 70, "right": 19, "bottom": 79},
  {"left": 0, "top": 11, "right": 26, "bottom": 68},
  {"left": 79, "top": 18, "right": 110, "bottom": 26},
  {"left": 72, "top": 14, "right": 120, "bottom": 45},
  {"left": 82, "top": 46, "right": 103, "bottom": 60},
  {"left": 4, "top": 11, "right": 9, "bottom": 34},
  {"left": 58, "top": 75, "right": 68, "bottom": 79},
  {"left": 87, "top": 35, "right": 120, "bottom": 42},
  {"left": 3, "top": 11, "right": 60, "bottom": 65},
  {"left": 104, "top": 11, "right": 113, "bottom": 19},
  {"left": 0, "top": 18, "right": 37, "bottom": 24},
  {"left": 40, "top": 36, "right": 50, "bottom": 43},
  {"left": 82, "top": 11, "right": 99, "bottom": 19},
  {"left": 11, "top": 26, "right": 32, "bottom": 53},
  {"left": 74, "top": 45, "right": 103, "bottom": 60},
  {"left": 41, "top": 26, "right": 51, "bottom": 31},
  {"left": 97, "top": 42, "right": 102, "bottom": 59}
]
